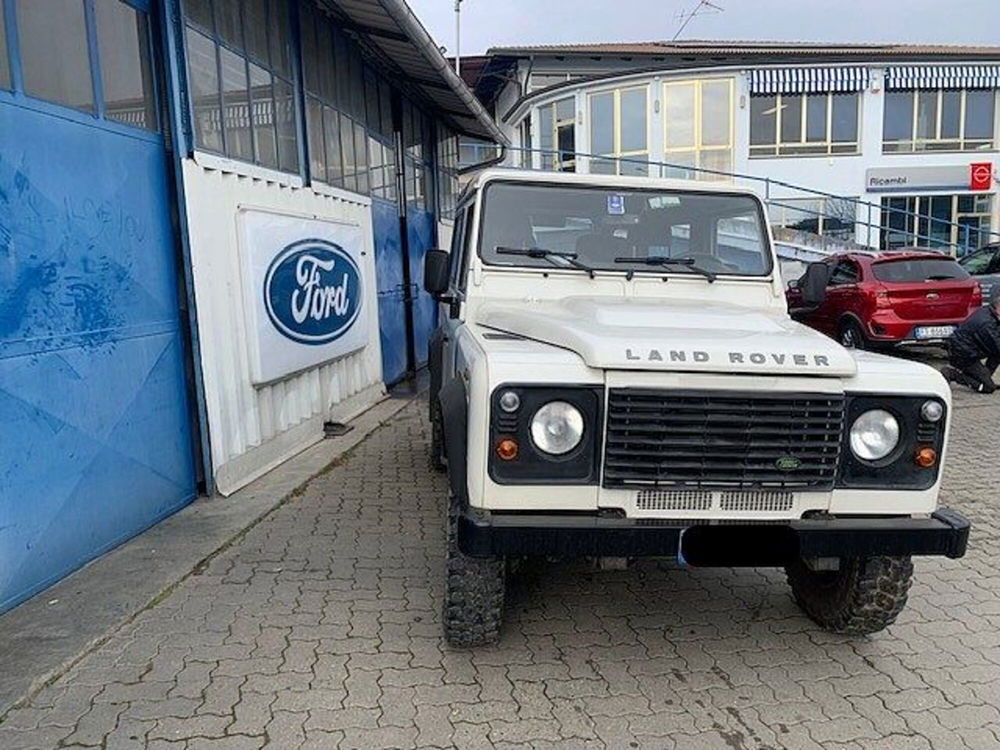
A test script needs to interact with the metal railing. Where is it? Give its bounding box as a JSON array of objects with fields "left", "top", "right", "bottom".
[{"left": 472, "top": 144, "right": 1000, "bottom": 258}]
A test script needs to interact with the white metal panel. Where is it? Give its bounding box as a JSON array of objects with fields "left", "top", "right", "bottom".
[{"left": 182, "top": 158, "right": 384, "bottom": 495}]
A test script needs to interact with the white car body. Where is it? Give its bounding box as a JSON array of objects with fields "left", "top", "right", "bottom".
[{"left": 439, "top": 169, "right": 950, "bottom": 521}]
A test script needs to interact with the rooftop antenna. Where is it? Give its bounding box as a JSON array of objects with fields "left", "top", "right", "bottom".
[{"left": 672, "top": 0, "right": 724, "bottom": 42}]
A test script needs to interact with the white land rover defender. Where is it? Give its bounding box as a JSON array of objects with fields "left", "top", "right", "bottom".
[{"left": 423, "top": 169, "right": 970, "bottom": 647}]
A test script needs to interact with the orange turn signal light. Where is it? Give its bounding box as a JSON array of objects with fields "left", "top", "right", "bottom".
[
  {"left": 496, "top": 438, "right": 519, "bottom": 461},
  {"left": 915, "top": 447, "right": 937, "bottom": 468}
]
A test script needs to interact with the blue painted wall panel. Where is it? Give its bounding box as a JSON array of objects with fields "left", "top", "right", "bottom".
[
  {"left": 371, "top": 197, "right": 408, "bottom": 384},
  {"left": 0, "top": 101, "right": 196, "bottom": 612}
]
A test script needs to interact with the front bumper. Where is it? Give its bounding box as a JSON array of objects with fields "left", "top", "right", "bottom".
[{"left": 458, "top": 507, "right": 970, "bottom": 565}]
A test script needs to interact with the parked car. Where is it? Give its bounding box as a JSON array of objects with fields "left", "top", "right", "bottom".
[
  {"left": 958, "top": 242, "right": 1000, "bottom": 304},
  {"left": 787, "top": 250, "right": 981, "bottom": 349}
]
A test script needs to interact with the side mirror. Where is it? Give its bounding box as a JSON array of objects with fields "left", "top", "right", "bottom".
[
  {"left": 787, "top": 278, "right": 800, "bottom": 291},
  {"left": 799, "top": 262, "right": 830, "bottom": 306},
  {"left": 423, "top": 249, "right": 450, "bottom": 297}
]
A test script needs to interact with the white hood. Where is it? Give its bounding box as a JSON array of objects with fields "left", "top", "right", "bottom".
[{"left": 476, "top": 296, "right": 857, "bottom": 377}]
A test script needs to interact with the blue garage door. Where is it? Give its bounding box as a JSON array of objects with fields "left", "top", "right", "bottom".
[
  {"left": 0, "top": 0, "right": 197, "bottom": 612},
  {"left": 371, "top": 196, "right": 408, "bottom": 384}
]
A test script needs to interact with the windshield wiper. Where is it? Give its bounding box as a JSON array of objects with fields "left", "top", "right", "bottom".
[
  {"left": 613, "top": 255, "right": 717, "bottom": 283},
  {"left": 495, "top": 245, "right": 597, "bottom": 278}
]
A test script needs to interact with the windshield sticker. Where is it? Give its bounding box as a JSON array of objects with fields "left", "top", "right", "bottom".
[{"left": 607, "top": 194, "right": 625, "bottom": 215}]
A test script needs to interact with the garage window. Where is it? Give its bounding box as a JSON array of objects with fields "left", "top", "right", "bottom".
[
  {"left": 16, "top": 0, "right": 94, "bottom": 112},
  {"left": 182, "top": 0, "right": 299, "bottom": 172},
  {"left": 95, "top": 0, "right": 157, "bottom": 131},
  {"left": 0, "top": 6, "right": 10, "bottom": 90}
]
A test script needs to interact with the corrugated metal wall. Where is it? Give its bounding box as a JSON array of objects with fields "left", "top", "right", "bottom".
[{"left": 181, "top": 158, "right": 384, "bottom": 495}]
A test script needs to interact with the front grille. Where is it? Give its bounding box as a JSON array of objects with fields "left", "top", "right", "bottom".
[
  {"left": 720, "top": 490, "right": 794, "bottom": 512},
  {"left": 636, "top": 489, "right": 713, "bottom": 511},
  {"left": 603, "top": 389, "right": 844, "bottom": 490}
]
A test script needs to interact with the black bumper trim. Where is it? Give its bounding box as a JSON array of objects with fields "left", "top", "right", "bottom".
[{"left": 457, "top": 508, "right": 970, "bottom": 565}]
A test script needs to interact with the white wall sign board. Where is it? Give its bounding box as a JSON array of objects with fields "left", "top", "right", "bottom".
[
  {"left": 865, "top": 163, "right": 994, "bottom": 193},
  {"left": 240, "top": 209, "right": 369, "bottom": 385}
]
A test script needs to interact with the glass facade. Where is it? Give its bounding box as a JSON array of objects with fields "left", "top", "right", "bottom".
[{"left": 881, "top": 194, "right": 993, "bottom": 254}]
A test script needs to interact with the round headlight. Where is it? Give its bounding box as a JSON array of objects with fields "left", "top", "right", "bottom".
[
  {"left": 849, "top": 409, "right": 900, "bottom": 461},
  {"left": 920, "top": 399, "right": 944, "bottom": 423},
  {"left": 530, "top": 401, "right": 584, "bottom": 455}
]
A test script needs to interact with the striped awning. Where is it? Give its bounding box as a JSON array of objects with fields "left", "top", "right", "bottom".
[
  {"left": 749, "top": 67, "right": 871, "bottom": 95},
  {"left": 885, "top": 65, "right": 1000, "bottom": 90}
]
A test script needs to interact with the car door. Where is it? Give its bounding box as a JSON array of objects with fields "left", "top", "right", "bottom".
[
  {"left": 813, "top": 259, "right": 861, "bottom": 335},
  {"left": 439, "top": 205, "right": 473, "bottom": 388},
  {"left": 965, "top": 245, "right": 1000, "bottom": 304}
]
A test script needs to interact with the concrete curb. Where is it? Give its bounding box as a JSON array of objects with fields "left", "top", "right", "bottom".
[{"left": 0, "top": 391, "right": 420, "bottom": 717}]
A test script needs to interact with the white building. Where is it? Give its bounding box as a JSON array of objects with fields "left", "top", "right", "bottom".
[{"left": 464, "top": 41, "right": 1000, "bottom": 255}]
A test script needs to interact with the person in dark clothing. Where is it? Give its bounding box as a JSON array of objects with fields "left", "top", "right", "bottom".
[{"left": 943, "top": 288, "right": 1000, "bottom": 393}]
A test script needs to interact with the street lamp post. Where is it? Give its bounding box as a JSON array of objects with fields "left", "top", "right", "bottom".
[{"left": 455, "top": 0, "right": 463, "bottom": 75}]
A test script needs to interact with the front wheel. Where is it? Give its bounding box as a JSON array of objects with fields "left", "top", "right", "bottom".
[
  {"left": 786, "top": 556, "right": 914, "bottom": 635},
  {"left": 443, "top": 496, "right": 506, "bottom": 647}
]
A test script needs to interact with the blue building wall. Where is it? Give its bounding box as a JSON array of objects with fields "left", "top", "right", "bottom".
[{"left": 0, "top": 0, "right": 197, "bottom": 612}]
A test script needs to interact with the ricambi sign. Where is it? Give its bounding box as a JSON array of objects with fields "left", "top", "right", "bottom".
[
  {"left": 264, "top": 239, "right": 362, "bottom": 345},
  {"left": 241, "top": 210, "right": 370, "bottom": 385}
]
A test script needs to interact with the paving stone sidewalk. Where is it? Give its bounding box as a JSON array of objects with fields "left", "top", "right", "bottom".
[{"left": 1, "top": 389, "right": 998, "bottom": 750}]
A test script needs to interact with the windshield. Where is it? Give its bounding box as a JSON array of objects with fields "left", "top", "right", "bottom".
[
  {"left": 478, "top": 182, "right": 773, "bottom": 277},
  {"left": 872, "top": 258, "right": 969, "bottom": 283}
]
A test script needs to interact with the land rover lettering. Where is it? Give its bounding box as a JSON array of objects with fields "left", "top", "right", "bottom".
[{"left": 428, "top": 169, "right": 969, "bottom": 648}]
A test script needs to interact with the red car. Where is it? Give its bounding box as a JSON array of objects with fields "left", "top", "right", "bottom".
[{"left": 788, "top": 250, "right": 981, "bottom": 349}]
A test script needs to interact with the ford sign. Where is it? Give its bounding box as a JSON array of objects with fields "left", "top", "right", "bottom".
[{"left": 264, "top": 239, "right": 362, "bottom": 345}]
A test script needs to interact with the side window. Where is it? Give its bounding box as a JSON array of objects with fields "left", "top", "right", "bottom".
[
  {"left": 961, "top": 250, "right": 992, "bottom": 275},
  {"left": 986, "top": 250, "right": 1000, "bottom": 275},
  {"left": 16, "top": 0, "right": 94, "bottom": 112},
  {"left": 458, "top": 205, "right": 476, "bottom": 292},
  {"left": 447, "top": 209, "right": 466, "bottom": 289},
  {"left": 829, "top": 260, "right": 859, "bottom": 286}
]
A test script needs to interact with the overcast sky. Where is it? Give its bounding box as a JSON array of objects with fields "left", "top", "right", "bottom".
[{"left": 405, "top": 0, "right": 1000, "bottom": 56}]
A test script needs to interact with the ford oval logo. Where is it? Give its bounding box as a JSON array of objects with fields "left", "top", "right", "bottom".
[{"left": 264, "top": 239, "right": 362, "bottom": 345}]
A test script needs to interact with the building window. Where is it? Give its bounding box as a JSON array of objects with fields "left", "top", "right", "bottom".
[
  {"left": 589, "top": 86, "right": 648, "bottom": 176},
  {"left": 95, "top": 0, "right": 157, "bottom": 131},
  {"left": 663, "top": 78, "right": 733, "bottom": 179},
  {"left": 881, "top": 194, "right": 993, "bottom": 253},
  {"left": 0, "top": 5, "right": 10, "bottom": 90},
  {"left": 537, "top": 96, "right": 576, "bottom": 172},
  {"left": 750, "top": 92, "right": 859, "bottom": 157},
  {"left": 437, "top": 130, "right": 460, "bottom": 220},
  {"left": 16, "top": 0, "right": 94, "bottom": 112},
  {"left": 883, "top": 88, "right": 996, "bottom": 152},
  {"left": 519, "top": 117, "right": 532, "bottom": 168},
  {"left": 403, "top": 101, "right": 433, "bottom": 212},
  {"left": 182, "top": 0, "right": 298, "bottom": 172},
  {"left": 770, "top": 197, "right": 858, "bottom": 241}
]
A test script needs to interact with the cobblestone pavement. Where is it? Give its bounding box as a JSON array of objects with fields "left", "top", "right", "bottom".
[{"left": 1, "top": 389, "right": 999, "bottom": 750}]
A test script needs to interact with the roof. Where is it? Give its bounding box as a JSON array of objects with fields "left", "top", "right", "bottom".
[
  {"left": 487, "top": 40, "right": 1000, "bottom": 58},
  {"left": 470, "top": 166, "right": 766, "bottom": 196},
  {"left": 324, "top": 0, "right": 506, "bottom": 143}
]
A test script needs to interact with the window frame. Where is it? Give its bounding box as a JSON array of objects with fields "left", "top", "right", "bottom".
[
  {"left": 587, "top": 84, "right": 650, "bottom": 176},
  {"left": 181, "top": 0, "right": 298, "bottom": 172},
  {"left": 750, "top": 91, "right": 861, "bottom": 158},
  {"left": 2, "top": 0, "right": 161, "bottom": 136},
  {"left": 882, "top": 87, "right": 998, "bottom": 153},
  {"left": 536, "top": 95, "right": 576, "bottom": 172},
  {"left": 662, "top": 77, "right": 734, "bottom": 179}
]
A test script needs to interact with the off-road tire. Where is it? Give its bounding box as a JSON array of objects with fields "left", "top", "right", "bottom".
[
  {"left": 443, "top": 495, "right": 505, "bottom": 647},
  {"left": 786, "top": 555, "right": 914, "bottom": 635},
  {"left": 838, "top": 319, "right": 869, "bottom": 351},
  {"left": 429, "top": 401, "right": 446, "bottom": 473}
]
